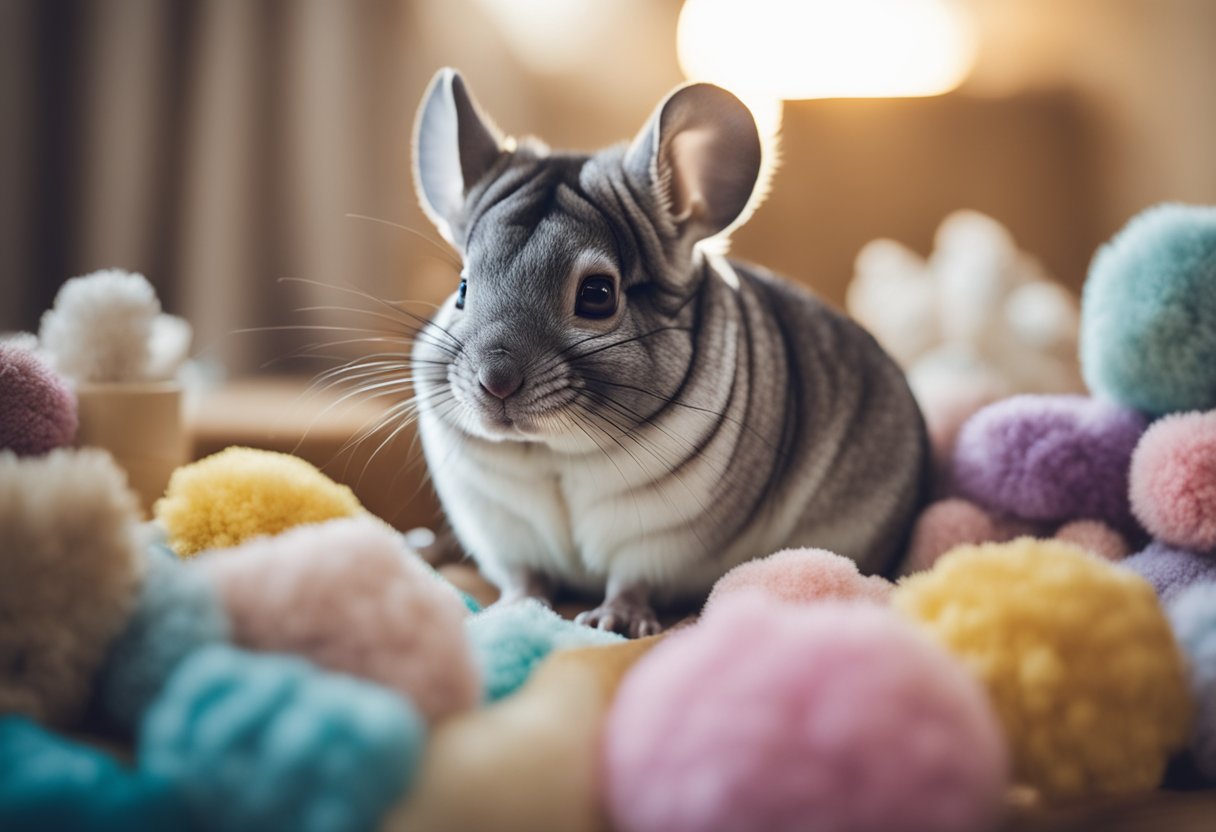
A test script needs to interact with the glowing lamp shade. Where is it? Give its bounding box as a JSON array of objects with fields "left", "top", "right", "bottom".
[{"left": 677, "top": 0, "right": 978, "bottom": 100}]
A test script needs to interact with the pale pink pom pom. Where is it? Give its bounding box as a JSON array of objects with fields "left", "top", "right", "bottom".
[
  {"left": 1129, "top": 411, "right": 1216, "bottom": 553},
  {"left": 1054, "top": 519, "right": 1130, "bottom": 561},
  {"left": 702, "top": 547, "right": 891, "bottom": 617},
  {"left": 903, "top": 498, "right": 1037, "bottom": 573},
  {"left": 199, "top": 517, "right": 479, "bottom": 721},
  {"left": 602, "top": 595, "right": 1009, "bottom": 832}
]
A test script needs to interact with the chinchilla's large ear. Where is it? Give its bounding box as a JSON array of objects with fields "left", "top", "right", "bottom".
[
  {"left": 413, "top": 68, "right": 507, "bottom": 245},
  {"left": 624, "top": 83, "right": 762, "bottom": 245}
]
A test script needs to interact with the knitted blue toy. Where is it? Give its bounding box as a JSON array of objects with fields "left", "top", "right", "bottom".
[
  {"left": 466, "top": 600, "right": 624, "bottom": 702},
  {"left": 95, "top": 544, "right": 230, "bottom": 730},
  {"left": 1169, "top": 582, "right": 1216, "bottom": 781},
  {"left": 140, "top": 644, "right": 425, "bottom": 832},
  {"left": 0, "top": 716, "right": 189, "bottom": 832},
  {"left": 1080, "top": 203, "right": 1216, "bottom": 415}
]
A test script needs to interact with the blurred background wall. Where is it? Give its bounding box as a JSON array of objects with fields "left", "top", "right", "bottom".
[{"left": 1, "top": 0, "right": 1214, "bottom": 377}]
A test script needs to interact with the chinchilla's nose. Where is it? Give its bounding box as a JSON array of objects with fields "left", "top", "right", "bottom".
[{"left": 478, "top": 349, "right": 523, "bottom": 400}]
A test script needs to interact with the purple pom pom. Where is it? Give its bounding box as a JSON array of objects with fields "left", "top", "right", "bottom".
[
  {"left": 952, "top": 395, "right": 1147, "bottom": 528},
  {"left": 1122, "top": 541, "right": 1216, "bottom": 603},
  {"left": 0, "top": 345, "right": 77, "bottom": 456}
]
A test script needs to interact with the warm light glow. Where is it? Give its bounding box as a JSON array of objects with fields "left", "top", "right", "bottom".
[{"left": 677, "top": 0, "right": 978, "bottom": 100}]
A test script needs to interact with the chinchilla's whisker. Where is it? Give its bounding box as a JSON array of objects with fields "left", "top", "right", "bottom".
[
  {"left": 343, "top": 213, "right": 463, "bottom": 269},
  {"left": 580, "top": 372, "right": 779, "bottom": 452}
]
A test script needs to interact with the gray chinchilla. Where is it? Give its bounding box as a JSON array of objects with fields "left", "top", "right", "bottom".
[{"left": 410, "top": 68, "right": 927, "bottom": 636}]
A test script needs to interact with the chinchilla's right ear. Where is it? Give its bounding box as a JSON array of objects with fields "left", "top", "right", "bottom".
[{"left": 413, "top": 68, "right": 508, "bottom": 246}]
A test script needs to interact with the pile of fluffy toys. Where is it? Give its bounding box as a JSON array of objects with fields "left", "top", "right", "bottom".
[{"left": 1, "top": 203, "right": 1214, "bottom": 832}]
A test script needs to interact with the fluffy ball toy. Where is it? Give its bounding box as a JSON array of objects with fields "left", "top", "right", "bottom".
[
  {"left": 952, "top": 394, "right": 1147, "bottom": 528},
  {"left": 903, "top": 498, "right": 1037, "bottom": 573},
  {"left": 94, "top": 544, "right": 230, "bottom": 730},
  {"left": 1080, "top": 203, "right": 1216, "bottom": 415},
  {"left": 154, "top": 446, "right": 365, "bottom": 556},
  {"left": 848, "top": 211, "right": 1084, "bottom": 473},
  {"left": 702, "top": 547, "right": 892, "bottom": 615},
  {"left": 602, "top": 595, "right": 1008, "bottom": 832},
  {"left": 0, "top": 344, "right": 77, "bottom": 456},
  {"left": 1054, "top": 519, "right": 1130, "bottom": 561},
  {"left": 199, "top": 517, "right": 479, "bottom": 722},
  {"left": 38, "top": 269, "right": 160, "bottom": 383},
  {"left": 0, "top": 448, "right": 143, "bottom": 727},
  {"left": 0, "top": 716, "right": 188, "bottom": 832},
  {"left": 1121, "top": 542, "right": 1216, "bottom": 604},
  {"left": 893, "top": 539, "right": 1192, "bottom": 799},
  {"left": 1129, "top": 411, "right": 1216, "bottom": 552},
  {"left": 1168, "top": 583, "right": 1216, "bottom": 781},
  {"left": 465, "top": 600, "right": 624, "bottom": 703},
  {"left": 141, "top": 644, "right": 424, "bottom": 832}
]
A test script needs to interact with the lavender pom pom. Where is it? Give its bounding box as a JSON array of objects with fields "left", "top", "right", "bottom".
[
  {"left": 1168, "top": 583, "right": 1216, "bottom": 780},
  {"left": 952, "top": 395, "right": 1147, "bottom": 527},
  {"left": 1122, "top": 542, "right": 1216, "bottom": 603}
]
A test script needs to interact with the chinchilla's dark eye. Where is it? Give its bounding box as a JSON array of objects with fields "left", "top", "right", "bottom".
[
  {"left": 575, "top": 275, "right": 616, "bottom": 319},
  {"left": 455, "top": 279, "right": 467, "bottom": 310}
]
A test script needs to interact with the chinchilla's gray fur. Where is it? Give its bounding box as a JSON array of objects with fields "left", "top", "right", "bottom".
[{"left": 409, "top": 68, "right": 927, "bottom": 635}]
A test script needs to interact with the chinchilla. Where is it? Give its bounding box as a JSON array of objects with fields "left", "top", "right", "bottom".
[{"left": 409, "top": 68, "right": 928, "bottom": 636}]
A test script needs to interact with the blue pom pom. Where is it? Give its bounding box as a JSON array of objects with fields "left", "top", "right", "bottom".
[
  {"left": 1168, "top": 582, "right": 1216, "bottom": 781},
  {"left": 96, "top": 545, "right": 230, "bottom": 729},
  {"left": 466, "top": 600, "right": 624, "bottom": 702},
  {"left": 1081, "top": 203, "right": 1216, "bottom": 415},
  {"left": 0, "top": 716, "right": 187, "bottom": 832},
  {"left": 140, "top": 644, "right": 425, "bottom": 832}
]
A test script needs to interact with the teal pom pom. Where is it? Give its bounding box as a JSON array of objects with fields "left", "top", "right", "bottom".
[
  {"left": 140, "top": 645, "right": 425, "bottom": 832},
  {"left": 466, "top": 600, "right": 623, "bottom": 702},
  {"left": 1081, "top": 203, "right": 1216, "bottom": 415},
  {"left": 96, "top": 545, "right": 230, "bottom": 729},
  {"left": 0, "top": 716, "right": 187, "bottom": 831}
]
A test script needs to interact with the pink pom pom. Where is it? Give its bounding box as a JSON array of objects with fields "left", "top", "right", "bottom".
[
  {"left": 0, "top": 344, "right": 77, "bottom": 456},
  {"left": 904, "top": 499, "right": 1038, "bottom": 573},
  {"left": 1054, "top": 519, "right": 1130, "bottom": 561},
  {"left": 603, "top": 596, "right": 1008, "bottom": 832},
  {"left": 1130, "top": 411, "right": 1216, "bottom": 553},
  {"left": 199, "top": 517, "right": 479, "bottom": 721},
  {"left": 702, "top": 548, "right": 891, "bottom": 617}
]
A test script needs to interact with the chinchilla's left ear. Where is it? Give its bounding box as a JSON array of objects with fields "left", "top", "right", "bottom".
[
  {"left": 413, "top": 68, "right": 508, "bottom": 246},
  {"left": 624, "top": 83, "right": 762, "bottom": 246}
]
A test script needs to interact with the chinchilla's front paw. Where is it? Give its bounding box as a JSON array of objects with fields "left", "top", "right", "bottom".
[{"left": 576, "top": 599, "right": 661, "bottom": 639}]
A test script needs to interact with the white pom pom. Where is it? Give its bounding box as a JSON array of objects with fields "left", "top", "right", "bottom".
[
  {"left": 846, "top": 238, "right": 938, "bottom": 367},
  {"left": 146, "top": 314, "right": 194, "bottom": 381},
  {"left": 39, "top": 269, "right": 162, "bottom": 383}
]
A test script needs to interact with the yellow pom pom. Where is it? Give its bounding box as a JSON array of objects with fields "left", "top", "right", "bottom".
[
  {"left": 155, "top": 447, "right": 365, "bottom": 556},
  {"left": 893, "top": 538, "right": 1191, "bottom": 801}
]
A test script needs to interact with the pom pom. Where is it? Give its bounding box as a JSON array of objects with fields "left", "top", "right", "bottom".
[
  {"left": 199, "top": 518, "right": 479, "bottom": 722},
  {"left": 903, "top": 499, "right": 1036, "bottom": 573},
  {"left": 702, "top": 547, "right": 891, "bottom": 615},
  {"left": 603, "top": 596, "right": 1008, "bottom": 832},
  {"left": 38, "top": 269, "right": 160, "bottom": 383},
  {"left": 1129, "top": 411, "right": 1216, "bottom": 552},
  {"left": 1054, "top": 519, "right": 1130, "bottom": 561},
  {"left": 140, "top": 644, "right": 424, "bottom": 832},
  {"left": 95, "top": 545, "right": 230, "bottom": 730},
  {"left": 952, "top": 394, "right": 1147, "bottom": 527},
  {"left": 0, "top": 344, "right": 77, "bottom": 456},
  {"left": 0, "top": 448, "right": 142, "bottom": 727},
  {"left": 1080, "top": 203, "right": 1216, "bottom": 415},
  {"left": 894, "top": 539, "right": 1192, "bottom": 799},
  {"left": 1121, "top": 541, "right": 1216, "bottom": 604},
  {"left": 465, "top": 600, "right": 623, "bottom": 702},
  {"left": 1168, "top": 583, "right": 1216, "bottom": 781},
  {"left": 0, "top": 716, "right": 187, "bottom": 831},
  {"left": 154, "top": 446, "right": 364, "bottom": 556}
]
